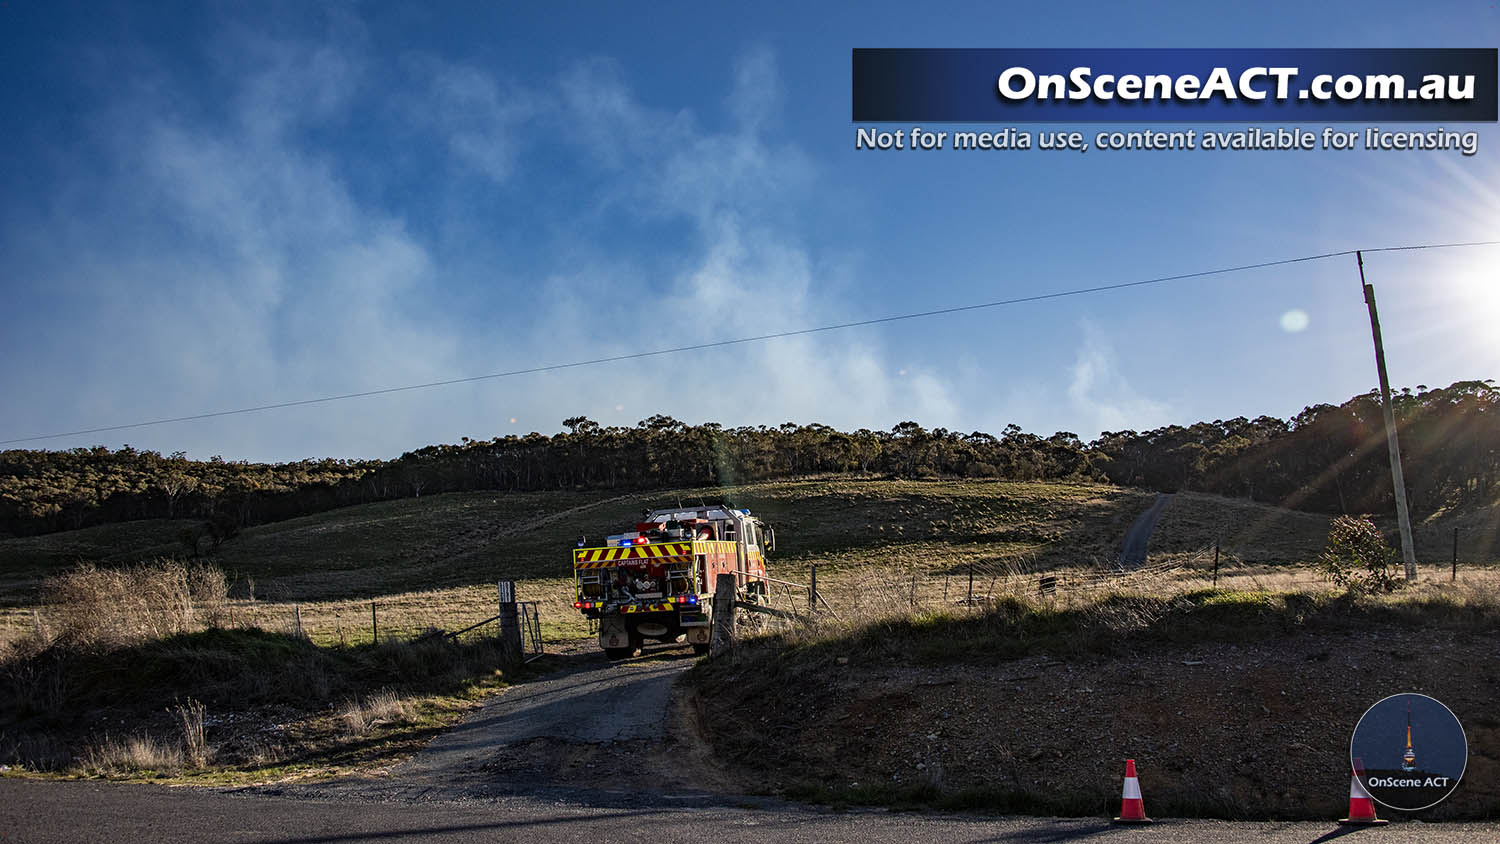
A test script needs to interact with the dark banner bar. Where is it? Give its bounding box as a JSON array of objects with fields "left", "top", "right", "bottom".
[{"left": 852, "top": 48, "right": 1498, "bottom": 122}]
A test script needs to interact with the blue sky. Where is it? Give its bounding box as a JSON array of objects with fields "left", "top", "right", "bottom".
[{"left": 2, "top": 1, "right": 1497, "bottom": 462}]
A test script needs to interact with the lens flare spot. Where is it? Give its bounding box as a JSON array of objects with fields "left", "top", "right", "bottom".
[{"left": 1280, "top": 309, "right": 1310, "bottom": 333}]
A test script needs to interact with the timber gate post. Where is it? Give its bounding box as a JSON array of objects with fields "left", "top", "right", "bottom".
[
  {"left": 711, "top": 573, "right": 737, "bottom": 655},
  {"left": 498, "top": 580, "right": 523, "bottom": 667}
]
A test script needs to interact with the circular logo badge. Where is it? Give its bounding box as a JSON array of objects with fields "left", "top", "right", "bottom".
[{"left": 1350, "top": 693, "right": 1466, "bottom": 811}]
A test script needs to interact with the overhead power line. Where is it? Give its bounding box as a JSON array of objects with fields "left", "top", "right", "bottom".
[{"left": 4, "top": 239, "right": 1498, "bottom": 447}]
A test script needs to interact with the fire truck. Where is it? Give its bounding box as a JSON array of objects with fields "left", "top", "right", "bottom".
[{"left": 572, "top": 504, "right": 774, "bottom": 659}]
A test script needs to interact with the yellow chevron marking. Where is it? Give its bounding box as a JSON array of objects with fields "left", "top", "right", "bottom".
[
  {"left": 617, "top": 603, "right": 681, "bottom": 613},
  {"left": 574, "top": 541, "right": 699, "bottom": 569}
]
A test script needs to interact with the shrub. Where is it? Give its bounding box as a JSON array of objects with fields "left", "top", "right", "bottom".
[
  {"left": 1318, "top": 516, "right": 1401, "bottom": 594},
  {"left": 41, "top": 560, "right": 229, "bottom": 648}
]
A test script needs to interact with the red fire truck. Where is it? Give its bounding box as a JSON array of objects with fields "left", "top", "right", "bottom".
[{"left": 572, "top": 504, "right": 774, "bottom": 659}]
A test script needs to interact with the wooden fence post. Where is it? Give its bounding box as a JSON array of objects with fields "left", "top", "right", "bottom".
[
  {"left": 498, "top": 581, "right": 522, "bottom": 667},
  {"left": 294, "top": 604, "right": 303, "bottom": 639},
  {"left": 809, "top": 565, "right": 818, "bottom": 613},
  {"left": 711, "top": 573, "right": 736, "bottom": 655},
  {"left": 371, "top": 601, "right": 378, "bottom": 643}
]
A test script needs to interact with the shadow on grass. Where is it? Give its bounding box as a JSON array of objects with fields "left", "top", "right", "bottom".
[
  {"left": 0, "top": 627, "right": 517, "bottom": 772},
  {"left": 694, "top": 587, "right": 1500, "bottom": 671}
]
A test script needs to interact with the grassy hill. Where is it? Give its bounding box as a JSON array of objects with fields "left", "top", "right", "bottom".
[
  {"left": 0, "top": 479, "right": 1132, "bottom": 602},
  {"left": 5, "top": 476, "right": 1499, "bottom": 801},
  {"left": 2, "top": 477, "right": 1493, "bottom": 645}
]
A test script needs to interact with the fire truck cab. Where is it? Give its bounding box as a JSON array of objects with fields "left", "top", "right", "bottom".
[{"left": 572, "top": 505, "right": 774, "bottom": 659}]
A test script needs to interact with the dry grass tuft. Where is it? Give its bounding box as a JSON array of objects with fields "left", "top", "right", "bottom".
[
  {"left": 174, "top": 698, "right": 210, "bottom": 769},
  {"left": 41, "top": 560, "right": 229, "bottom": 648},
  {"left": 78, "top": 735, "right": 185, "bottom": 776},
  {"left": 68, "top": 700, "right": 213, "bottom": 776},
  {"left": 338, "top": 689, "right": 414, "bottom": 735}
]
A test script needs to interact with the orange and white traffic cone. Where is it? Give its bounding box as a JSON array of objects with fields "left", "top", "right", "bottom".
[
  {"left": 1339, "top": 770, "right": 1388, "bottom": 826},
  {"left": 1113, "top": 759, "right": 1151, "bottom": 824}
]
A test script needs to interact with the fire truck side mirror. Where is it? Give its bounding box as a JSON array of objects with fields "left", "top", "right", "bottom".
[{"left": 764, "top": 525, "right": 775, "bottom": 553}]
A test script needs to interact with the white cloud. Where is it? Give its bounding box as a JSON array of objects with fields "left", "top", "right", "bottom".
[
  {"left": 402, "top": 57, "right": 535, "bottom": 185},
  {"left": 2, "top": 35, "right": 958, "bottom": 460},
  {"left": 1, "top": 27, "right": 468, "bottom": 459},
  {"left": 517, "top": 51, "right": 957, "bottom": 433},
  {"left": 728, "top": 45, "right": 780, "bottom": 132},
  {"left": 1067, "top": 321, "right": 1172, "bottom": 434}
]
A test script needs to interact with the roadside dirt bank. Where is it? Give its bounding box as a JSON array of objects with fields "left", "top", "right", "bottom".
[{"left": 685, "top": 627, "right": 1500, "bottom": 820}]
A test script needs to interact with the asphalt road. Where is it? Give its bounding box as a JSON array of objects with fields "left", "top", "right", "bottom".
[
  {"left": 3, "top": 778, "right": 1496, "bottom": 843},
  {"left": 397, "top": 647, "right": 689, "bottom": 784},
  {"left": 3, "top": 641, "right": 1496, "bottom": 843}
]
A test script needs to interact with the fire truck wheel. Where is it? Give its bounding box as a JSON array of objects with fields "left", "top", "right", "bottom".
[
  {"left": 603, "top": 647, "right": 633, "bottom": 660},
  {"left": 692, "top": 643, "right": 711, "bottom": 656}
]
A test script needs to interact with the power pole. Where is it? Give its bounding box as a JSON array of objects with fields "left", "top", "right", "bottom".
[{"left": 1357, "top": 251, "right": 1417, "bottom": 581}]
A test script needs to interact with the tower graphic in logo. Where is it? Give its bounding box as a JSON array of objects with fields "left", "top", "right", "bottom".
[{"left": 1398, "top": 707, "right": 1410, "bottom": 773}]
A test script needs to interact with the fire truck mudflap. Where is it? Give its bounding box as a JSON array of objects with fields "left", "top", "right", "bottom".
[{"left": 599, "top": 615, "right": 631, "bottom": 651}]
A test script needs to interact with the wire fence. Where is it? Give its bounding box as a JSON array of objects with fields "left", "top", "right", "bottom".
[
  {"left": 771, "top": 537, "right": 1500, "bottom": 639},
  {"left": 2, "top": 582, "right": 550, "bottom": 653},
  {"left": 754, "top": 544, "right": 1333, "bottom": 635}
]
